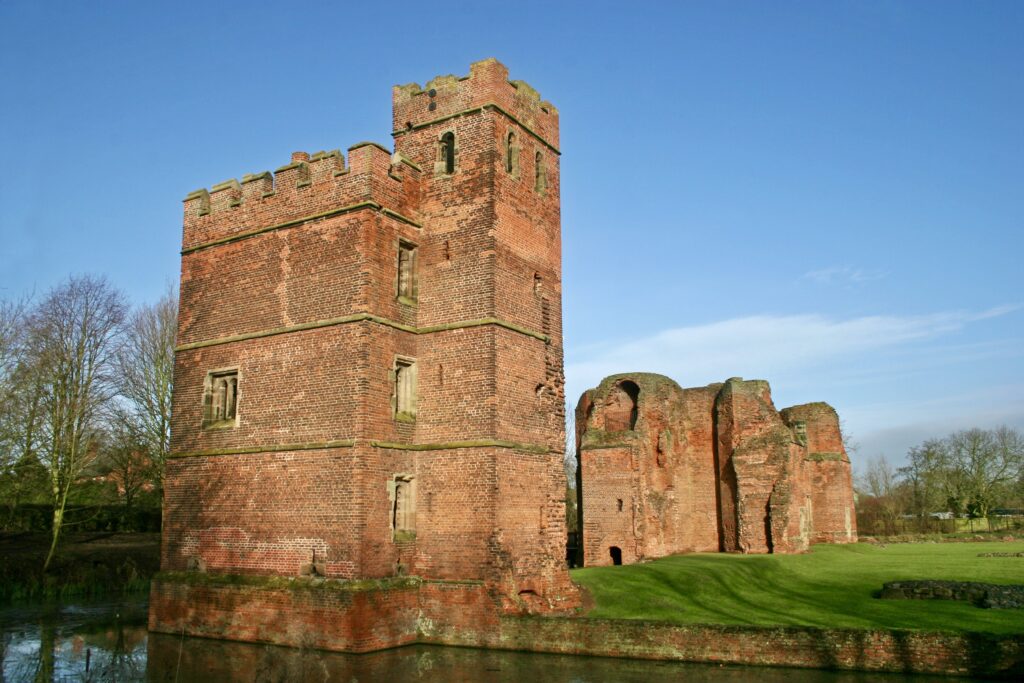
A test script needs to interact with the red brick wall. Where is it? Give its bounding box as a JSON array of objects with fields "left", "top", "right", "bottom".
[
  {"left": 149, "top": 575, "right": 1023, "bottom": 677},
  {"left": 577, "top": 374, "right": 853, "bottom": 565},
  {"left": 159, "top": 59, "right": 578, "bottom": 638},
  {"left": 781, "top": 403, "right": 857, "bottom": 543}
]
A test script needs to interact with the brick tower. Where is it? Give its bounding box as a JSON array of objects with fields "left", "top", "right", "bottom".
[{"left": 150, "top": 59, "right": 577, "bottom": 651}]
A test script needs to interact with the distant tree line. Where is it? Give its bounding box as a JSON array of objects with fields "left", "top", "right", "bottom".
[
  {"left": 857, "top": 427, "right": 1024, "bottom": 536},
  {"left": 0, "top": 275, "right": 175, "bottom": 569}
]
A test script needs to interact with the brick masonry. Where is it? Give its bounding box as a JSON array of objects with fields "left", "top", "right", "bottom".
[
  {"left": 575, "top": 374, "right": 856, "bottom": 566},
  {"left": 148, "top": 577, "right": 1023, "bottom": 677},
  {"left": 153, "top": 58, "right": 579, "bottom": 645}
]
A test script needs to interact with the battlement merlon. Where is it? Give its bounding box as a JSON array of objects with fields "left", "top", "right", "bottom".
[
  {"left": 180, "top": 142, "right": 423, "bottom": 253},
  {"left": 392, "top": 58, "right": 559, "bottom": 153}
]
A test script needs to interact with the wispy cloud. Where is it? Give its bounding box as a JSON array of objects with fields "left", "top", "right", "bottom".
[
  {"left": 565, "top": 306, "right": 1018, "bottom": 402},
  {"left": 801, "top": 265, "right": 886, "bottom": 287}
]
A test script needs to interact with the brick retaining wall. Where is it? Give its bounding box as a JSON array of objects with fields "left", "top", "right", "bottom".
[{"left": 149, "top": 575, "right": 1023, "bottom": 677}]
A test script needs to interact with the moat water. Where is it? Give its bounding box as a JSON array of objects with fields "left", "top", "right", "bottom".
[{"left": 0, "top": 596, "right": 986, "bottom": 682}]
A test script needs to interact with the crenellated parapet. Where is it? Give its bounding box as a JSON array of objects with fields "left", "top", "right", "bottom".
[
  {"left": 181, "top": 143, "right": 423, "bottom": 253},
  {"left": 392, "top": 57, "right": 559, "bottom": 153}
]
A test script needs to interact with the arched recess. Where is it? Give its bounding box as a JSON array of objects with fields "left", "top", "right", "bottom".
[{"left": 604, "top": 380, "right": 640, "bottom": 431}]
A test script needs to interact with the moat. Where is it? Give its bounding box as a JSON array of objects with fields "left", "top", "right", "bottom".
[{"left": 0, "top": 596, "right": 982, "bottom": 682}]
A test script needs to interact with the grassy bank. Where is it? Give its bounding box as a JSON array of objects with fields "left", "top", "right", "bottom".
[
  {"left": 0, "top": 532, "right": 160, "bottom": 602},
  {"left": 571, "top": 542, "right": 1024, "bottom": 634}
]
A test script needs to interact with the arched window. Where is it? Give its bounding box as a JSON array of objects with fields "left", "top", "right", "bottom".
[
  {"left": 438, "top": 132, "right": 455, "bottom": 175},
  {"left": 505, "top": 131, "right": 518, "bottom": 175},
  {"left": 535, "top": 151, "right": 546, "bottom": 193}
]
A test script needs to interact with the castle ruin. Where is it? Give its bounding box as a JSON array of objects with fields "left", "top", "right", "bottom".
[
  {"left": 575, "top": 374, "right": 856, "bottom": 566},
  {"left": 149, "top": 59, "right": 856, "bottom": 653}
]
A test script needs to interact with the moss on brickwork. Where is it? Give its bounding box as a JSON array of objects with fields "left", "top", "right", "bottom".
[
  {"left": 370, "top": 439, "right": 550, "bottom": 454},
  {"left": 170, "top": 440, "right": 355, "bottom": 458},
  {"left": 590, "top": 372, "right": 684, "bottom": 401},
  {"left": 155, "top": 571, "right": 421, "bottom": 593},
  {"left": 807, "top": 452, "right": 846, "bottom": 462},
  {"left": 580, "top": 427, "right": 634, "bottom": 451}
]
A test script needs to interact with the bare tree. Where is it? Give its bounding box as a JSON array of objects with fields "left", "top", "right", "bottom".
[
  {"left": 115, "top": 288, "right": 176, "bottom": 490},
  {"left": 98, "top": 421, "right": 152, "bottom": 522},
  {"left": 0, "top": 297, "right": 49, "bottom": 525},
  {"left": 899, "top": 439, "right": 945, "bottom": 530},
  {"left": 944, "top": 427, "right": 1024, "bottom": 518},
  {"left": 858, "top": 455, "right": 902, "bottom": 534},
  {"left": 27, "top": 275, "right": 127, "bottom": 571}
]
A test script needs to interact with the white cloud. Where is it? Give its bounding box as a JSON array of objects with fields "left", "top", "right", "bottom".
[
  {"left": 801, "top": 265, "right": 885, "bottom": 286},
  {"left": 566, "top": 307, "right": 1016, "bottom": 400},
  {"left": 565, "top": 306, "right": 1022, "bottom": 462}
]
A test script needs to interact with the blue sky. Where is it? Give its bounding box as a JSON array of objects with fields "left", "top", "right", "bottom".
[{"left": 1, "top": 1, "right": 1021, "bottom": 469}]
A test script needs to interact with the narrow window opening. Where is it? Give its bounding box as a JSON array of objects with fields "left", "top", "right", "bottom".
[
  {"left": 443, "top": 240, "right": 450, "bottom": 261},
  {"left": 533, "top": 272, "right": 542, "bottom": 295},
  {"left": 203, "top": 369, "right": 239, "bottom": 428},
  {"left": 609, "top": 546, "right": 623, "bottom": 565},
  {"left": 438, "top": 132, "right": 455, "bottom": 174},
  {"left": 397, "top": 240, "right": 417, "bottom": 302},
  {"left": 394, "top": 358, "right": 417, "bottom": 420},
  {"left": 617, "top": 498, "right": 624, "bottom": 512},
  {"left": 505, "top": 131, "right": 518, "bottom": 176},
  {"left": 535, "top": 151, "right": 546, "bottom": 193},
  {"left": 391, "top": 475, "right": 416, "bottom": 540}
]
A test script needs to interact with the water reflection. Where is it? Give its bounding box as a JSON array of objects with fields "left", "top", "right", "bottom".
[
  {"left": 1, "top": 598, "right": 147, "bottom": 681},
  {"left": 1, "top": 597, "right": 978, "bottom": 682}
]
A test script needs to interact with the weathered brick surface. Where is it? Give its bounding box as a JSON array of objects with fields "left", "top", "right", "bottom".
[
  {"left": 149, "top": 576, "right": 1024, "bottom": 677},
  {"left": 155, "top": 59, "right": 579, "bottom": 648},
  {"left": 577, "top": 374, "right": 856, "bottom": 566}
]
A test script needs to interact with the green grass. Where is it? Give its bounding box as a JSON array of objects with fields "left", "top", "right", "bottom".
[{"left": 570, "top": 542, "right": 1024, "bottom": 634}]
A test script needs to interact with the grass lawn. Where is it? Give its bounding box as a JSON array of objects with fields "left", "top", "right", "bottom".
[{"left": 570, "top": 542, "right": 1024, "bottom": 634}]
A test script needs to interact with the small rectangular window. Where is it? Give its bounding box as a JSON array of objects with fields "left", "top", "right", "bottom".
[
  {"left": 390, "top": 475, "right": 416, "bottom": 541},
  {"left": 397, "top": 241, "right": 417, "bottom": 302},
  {"left": 203, "top": 369, "right": 239, "bottom": 428},
  {"left": 394, "top": 358, "right": 417, "bottom": 420},
  {"left": 391, "top": 475, "right": 416, "bottom": 536}
]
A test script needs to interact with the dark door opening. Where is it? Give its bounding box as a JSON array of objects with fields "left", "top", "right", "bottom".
[{"left": 609, "top": 546, "right": 622, "bottom": 565}]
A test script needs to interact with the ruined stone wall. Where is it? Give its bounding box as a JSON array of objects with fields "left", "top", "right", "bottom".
[
  {"left": 781, "top": 403, "right": 857, "bottom": 543},
  {"left": 158, "top": 60, "right": 578, "bottom": 652},
  {"left": 577, "top": 373, "right": 855, "bottom": 565}
]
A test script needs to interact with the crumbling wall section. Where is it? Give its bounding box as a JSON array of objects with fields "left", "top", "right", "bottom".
[
  {"left": 578, "top": 373, "right": 852, "bottom": 564},
  {"left": 781, "top": 403, "right": 858, "bottom": 543}
]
